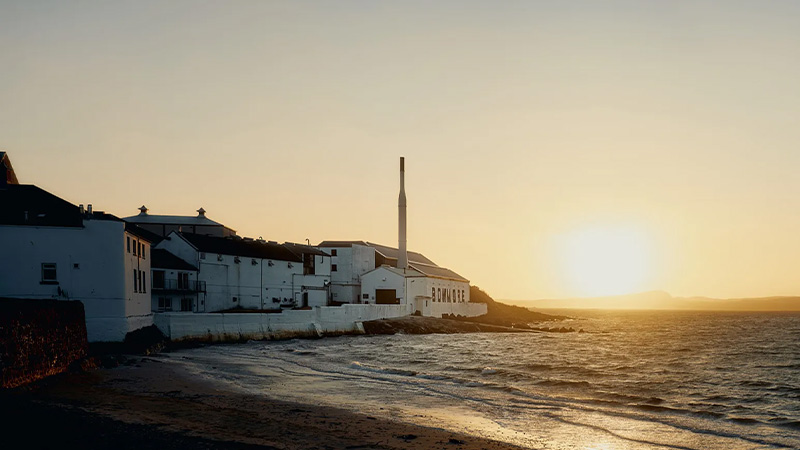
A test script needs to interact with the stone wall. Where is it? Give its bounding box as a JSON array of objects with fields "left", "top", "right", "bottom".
[{"left": 0, "top": 298, "right": 88, "bottom": 388}]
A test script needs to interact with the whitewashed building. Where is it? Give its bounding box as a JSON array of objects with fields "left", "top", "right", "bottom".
[
  {"left": 150, "top": 248, "right": 203, "bottom": 313},
  {"left": 0, "top": 184, "right": 154, "bottom": 342},
  {"left": 154, "top": 232, "right": 331, "bottom": 312}
]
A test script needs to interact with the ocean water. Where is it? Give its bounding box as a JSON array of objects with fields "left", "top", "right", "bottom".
[{"left": 171, "top": 311, "right": 800, "bottom": 449}]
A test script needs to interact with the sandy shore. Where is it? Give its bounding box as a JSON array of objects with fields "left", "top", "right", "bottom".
[{"left": 3, "top": 354, "right": 530, "bottom": 450}]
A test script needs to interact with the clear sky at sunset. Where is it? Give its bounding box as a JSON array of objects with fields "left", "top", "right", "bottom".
[{"left": 3, "top": 1, "right": 800, "bottom": 300}]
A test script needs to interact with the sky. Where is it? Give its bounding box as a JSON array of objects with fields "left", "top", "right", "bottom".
[{"left": 3, "top": 1, "right": 800, "bottom": 301}]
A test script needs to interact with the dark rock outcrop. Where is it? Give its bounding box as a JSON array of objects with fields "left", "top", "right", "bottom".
[{"left": 0, "top": 298, "right": 88, "bottom": 388}]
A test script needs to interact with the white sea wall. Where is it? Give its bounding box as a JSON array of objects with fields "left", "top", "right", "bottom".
[{"left": 154, "top": 303, "right": 417, "bottom": 341}]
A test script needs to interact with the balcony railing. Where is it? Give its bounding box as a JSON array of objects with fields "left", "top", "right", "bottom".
[{"left": 152, "top": 279, "right": 206, "bottom": 293}]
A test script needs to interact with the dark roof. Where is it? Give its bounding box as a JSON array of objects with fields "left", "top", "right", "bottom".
[
  {"left": 151, "top": 249, "right": 197, "bottom": 271},
  {"left": 318, "top": 240, "right": 369, "bottom": 248},
  {"left": 283, "top": 242, "right": 330, "bottom": 258},
  {"left": 124, "top": 222, "right": 162, "bottom": 244},
  {"left": 318, "top": 240, "right": 437, "bottom": 266},
  {"left": 179, "top": 233, "right": 302, "bottom": 262},
  {"left": 0, "top": 184, "right": 82, "bottom": 227},
  {"left": 366, "top": 242, "right": 437, "bottom": 266},
  {"left": 410, "top": 263, "right": 469, "bottom": 282},
  {"left": 1, "top": 152, "right": 19, "bottom": 185},
  {"left": 317, "top": 239, "right": 466, "bottom": 281}
]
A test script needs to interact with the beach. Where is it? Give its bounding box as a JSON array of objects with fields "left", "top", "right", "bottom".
[{"left": 3, "top": 354, "right": 525, "bottom": 450}]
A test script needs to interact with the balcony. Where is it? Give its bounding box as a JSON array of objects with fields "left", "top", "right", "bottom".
[{"left": 152, "top": 279, "right": 206, "bottom": 293}]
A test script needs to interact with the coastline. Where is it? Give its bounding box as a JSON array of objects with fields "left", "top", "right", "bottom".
[{"left": 4, "top": 353, "right": 529, "bottom": 450}]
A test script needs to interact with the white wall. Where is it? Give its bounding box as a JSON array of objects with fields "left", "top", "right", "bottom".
[
  {"left": 154, "top": 303, "right": 415, "bottom": 341},
  {"left": 150, "top": 268, "right": 201, "bottom": 312},
  {"left": 360, "top": 267, "right": 411, "bottom": 304},
  {"left": 0, "top": 220, "right": 153, "bottom": 342},
  {"left": 157, "top": 234, "right": 332, "bottom": 312},
  {"left": 321, "top": 244, "right": 375, "bottom": 304}
]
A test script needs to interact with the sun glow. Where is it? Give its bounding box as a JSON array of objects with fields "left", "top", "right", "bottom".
[{"left": 558, "top": 225, "right": 652, "bottom": 298}]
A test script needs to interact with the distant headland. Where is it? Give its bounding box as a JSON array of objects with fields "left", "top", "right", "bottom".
[{"left": 508, "top": 290, "right": 800, "bottom": 311}]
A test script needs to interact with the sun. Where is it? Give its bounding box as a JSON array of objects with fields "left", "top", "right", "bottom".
[{"left": 557, "top": 225, "right": 652, "bottom": 297}]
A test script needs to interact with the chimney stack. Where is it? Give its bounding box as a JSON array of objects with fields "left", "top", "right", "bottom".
[{"left": 398, "top": 157, "right": 408, "bottom": 269}]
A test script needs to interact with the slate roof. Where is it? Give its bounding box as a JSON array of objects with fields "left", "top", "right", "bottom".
[
  {"left": 0, "top": 184, "right": 82, "bottom": 227},
  {"left": 1, "top": 152, "right": 19, "bottom": 185},
  {"left": 179, "top": 233, "right": 302, "bottom": 262},
  {"left": 317, "top": 239, "right": 467, "bottom": 282},
  {"left": 124, "top": 213, "right": 227, "bottom": 226},
  {"left": 125, "top": 222, "right": 162, "bottom": 244},
  {"left": 151, "top": 249, "right": 197, "bottom": 271},
  {"left": 283, "top": 242, "right": 330, "bottom": 258},
  {"left": 317, "top": 240, "right": 437, "bottom": 266},
  {"left": 410, "top": 263, "right": 469, "bottom": 283}
]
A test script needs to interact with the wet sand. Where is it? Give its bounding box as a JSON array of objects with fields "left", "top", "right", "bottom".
[{"left": 3, "top": 355, "right": 530, "bottom": 450}]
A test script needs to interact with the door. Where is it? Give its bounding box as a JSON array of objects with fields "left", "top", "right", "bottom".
[{"left": 376, "top": 289, "right": 399, "bottom": 304}]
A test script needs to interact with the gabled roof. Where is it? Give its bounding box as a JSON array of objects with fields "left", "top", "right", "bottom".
[
  {"left": 317, "top": 240, "right": 437, "bottom": 266},
  {"left": 410, "top": 263, "right": 469, "bottom": 283},
  {"left": 364, "top": 265, "right": 427, "bottom": 278},
  {"left": 125, "top": 222, "right": 161, "bottom": 244},
  {"left": 178, "top": 232, "right": 302, "bottom": 262},
  {"left": 124, "top": 213, "right": 228, "bottom": 227},
  {"left": 318, "top": 239, "right": 467, "bottom": 282},
  {"left": 283, "top": 242, "right": 330, "bottom": 258},
  {"left": 1, "top": 152, "right": 19, "bottom": 185},
  {"left": 0, "top": 184, "right": 82, "bottom": 227},
  {"left": 366, "top": 242, "right": 437, "bottom": 266},
  {"left": 318, "top": 240, "right": 369, "bottom": 248},
  {"left": 151, "top": 248, "right": 197, "bottom": 271}
]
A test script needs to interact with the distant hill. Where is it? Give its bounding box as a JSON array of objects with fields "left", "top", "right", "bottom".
[
  {"left": 468, "top": 286, "right": 567, "bottom": 324},
  {"left": 506, "top": 291, "right": 800, "bottom": 311}
]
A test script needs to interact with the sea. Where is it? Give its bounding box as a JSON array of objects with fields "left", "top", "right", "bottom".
[{"left": 169, "top": 310, "right": 800, "bottom": 450}]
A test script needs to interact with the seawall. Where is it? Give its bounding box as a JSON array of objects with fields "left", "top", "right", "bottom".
[
  {"left": 154, "top": 303, "right": 488, "bottom": 341},
  {"left": 1, "top": 298, "right": 88, "bottom": 388}
]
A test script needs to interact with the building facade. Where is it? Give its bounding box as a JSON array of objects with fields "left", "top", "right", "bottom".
[
  {"left": 155, "top": 232, "right": 331, "bottom": 312},
  {"left": 0, "top": 185, "right": 153, "bottom": 342}
]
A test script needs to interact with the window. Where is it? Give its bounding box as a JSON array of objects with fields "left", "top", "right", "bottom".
[
  {"left": 331, "top": 249, "right": 337, "bottom": 256},
  {"left": 303, "top": 253, "right": 315, "bottom": 275},
  {"left": 180, "top": 298, "right": 192, "bottom": 312},
  {"left": 132, "top": 240, "right": 137, "bottom": 256},
  {"left": 127, "top": 236, "right": 131, "bottom": 253},
  {"left": 158, "top": 297, "right": 171, "bottom": 311},
  {"left": 177, "top": 272, "right": 189, "bottom": 290},
  {"left": 152, "top": 270, "right": 165, "bottom": 289},
  {"left": 41, "top": 263, "right": 57, "bottom": 284},
  {"left": 331, "top": 264, "right": 338, "bottom": 272},
  {"left": 142, "top": 272, "right": 146, "bottom": 293},
  {"left": 138, "top": 270, "right": 143, "bottom": 293},
  {"left": 362, "top": 293, "right": 369, "bottom": 300},
  {"left": 133, "top": 269, "right": 138, "bottom": 292},
  {"left": 200, "top": 252, "right": 206, "bottom": 260},
  {"left": 141, "top": 245, "right": 146, "bottom": 260},
  {"left": 138, "top": 241, "right": 141, "bottom": 256}
]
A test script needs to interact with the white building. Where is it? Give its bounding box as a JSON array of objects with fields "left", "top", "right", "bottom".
[
  {"left": 155, "top": 232, "right": 331, "bottom": 312},
  {"left": 0, "top": 184, "right": 154, "bottom": 342},
  {"left": 124, "top": 205, "right": 236, "bottom": 238},
  {"left": 150, "top": 248, "right": 203, "bottom": 313},
  {"left": 360, "top": 265, "right": 473, "bottom": 317},
  {"left": 318, "top": 241, "right": 470, "bottom": 307}
]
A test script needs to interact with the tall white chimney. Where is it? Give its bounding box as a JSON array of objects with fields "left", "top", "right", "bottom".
[{"left": 398, "top": 157, "right": 408, "bottom": 269}]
